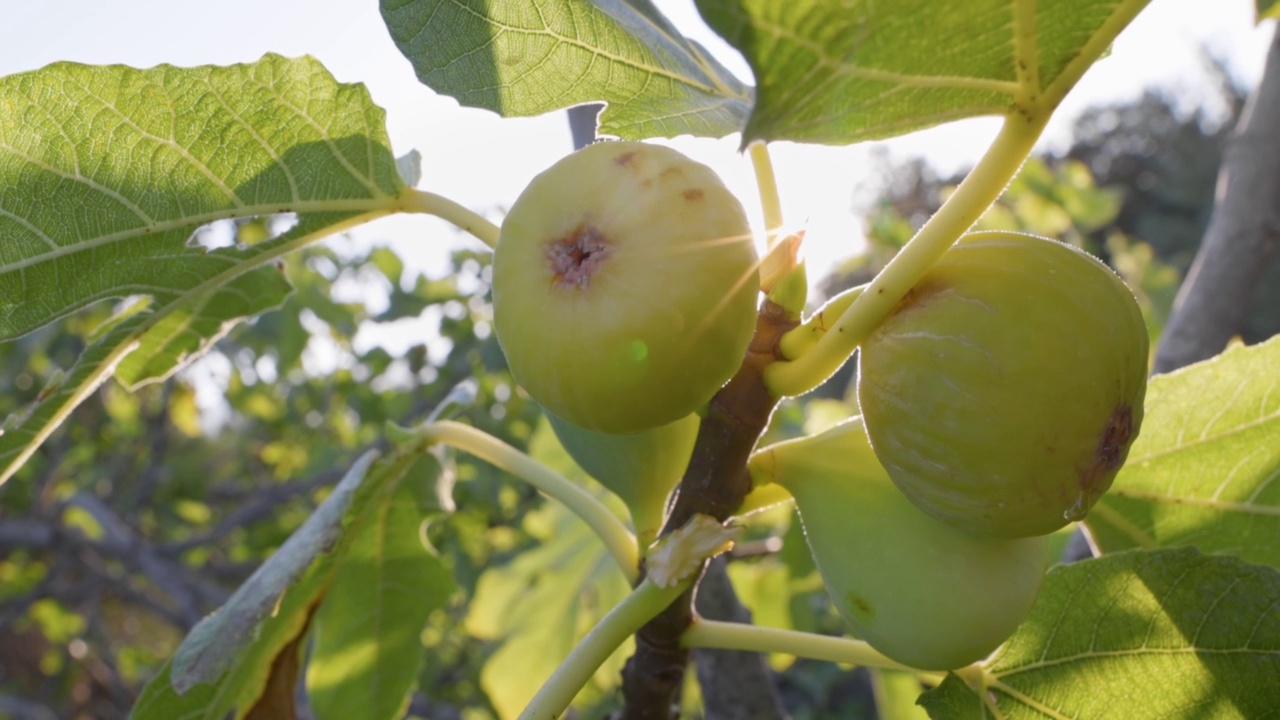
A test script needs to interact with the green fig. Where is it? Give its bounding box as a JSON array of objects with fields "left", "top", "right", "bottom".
[
  {"left": 858, "top": 231, "right": 1148, "bottom": 538},
  {"left": 750, "top": 417, "right": 1048, "bottom": 670},
  {"left": 548, "top": 411, "right": 699, "bottom": 548},
  {"left": 493, "top": 141, "right": 759, "bottom": 435}
]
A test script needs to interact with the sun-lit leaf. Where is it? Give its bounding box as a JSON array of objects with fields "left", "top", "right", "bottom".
[
  {"left": 130, "top": 562, "right": 327, "bottom": 720},
  {"left": 919, "top": 548, "right": 1280, "bottom": 718},
  {"left": 306, "top": 478, "right": 456, "bottom": 720},
  {"left": 1259, "top": 0, "right": 1280, "bottom": 21},
  {"left": 695, "top": 0, "right": 1150, "bottom": 144},
  {"left": 0, "top": 54, "right": 404, "bottom": 485},
  {"left": 1085, "top": 336, "right": 1280, "bottom": 568},
  {"left": 380, "top": 0, "right": 752, "bottom": 139},
  {"left": 170, "top": 451, "right": 379, "bottom": 693},
  {"left": 462, "top": 418, "right": 632, "bottom": 719},
  {"left": 465, "top": 500, "right": 632, "bottom": 719},
  {"left": 242, "top": 609, "right": 311, "bottom": 720},
  {"left": 0, "top": 54, "right": 401, "bottom": 341},
  {"left": 132, "top": 429, "right": 456, "bottom": 719}
]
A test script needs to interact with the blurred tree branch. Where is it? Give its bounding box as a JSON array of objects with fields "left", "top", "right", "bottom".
[{"left": 1155, "top": 24, "right": 1280, "bottom": 372}]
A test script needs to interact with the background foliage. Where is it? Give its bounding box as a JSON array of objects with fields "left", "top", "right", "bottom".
[{"left": 2, "top": 2, "right": 1279, "bottom": 719}]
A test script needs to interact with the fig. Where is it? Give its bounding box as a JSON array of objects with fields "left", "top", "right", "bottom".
[
  {"left": 547, "top": 411, "right": 699, "bottom": 548},
  {"left": 750, "top": 417, "right": 1048, "bottom": 670},
  {"left": 857, "top": 231, "right": 1148, "bottom": 538},
  {"left": 493, "top": 141, "right": 759, "bottom": 434}
]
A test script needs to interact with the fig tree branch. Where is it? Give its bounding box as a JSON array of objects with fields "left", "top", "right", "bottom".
[
  {"left": 1154, "top": 24, "right": 1280, "bottom": 373},
  {"left": 691, "top": 556, "right": 789, "bottom": 720},
  {"left": 619, "top": 300, "right": 798, "bottom": 720}
]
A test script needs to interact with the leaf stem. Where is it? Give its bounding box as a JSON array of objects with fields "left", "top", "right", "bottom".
[
  {"left": 764, "top": 114, "right": 1046, "bottom": 397},
  {"left": 518, "top": 578, "right": 690, "bottom": 720},
  {"left": 399, "top": 188, "right": 501, "bottom": 249},
  {"left": 777, "top": 282, "right": 867, "bottom": 360},
  {"left": 417, "top": 421, "right": 639, "bottom": 582},
  {"left": 681, "top": 620, "right": 949, "bottom": 684},
  {"left": 749, "top": 142, "right": 784, "bottom": 250}
]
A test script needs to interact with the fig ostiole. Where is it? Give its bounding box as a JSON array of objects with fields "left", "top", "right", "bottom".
[
  {"left": 858, "top": 231, "right": 1149, "bottom": 538},
  {"left": 493, "top": 141, "right": 760, "bottom": 435},
  {"left": 749, "top": 417, "right": 1048, "bottom": 671},
  {"left": 548, "top": 411, "right": 699, "bottom": 549}
]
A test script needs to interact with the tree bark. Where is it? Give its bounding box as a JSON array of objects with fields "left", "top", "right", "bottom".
[
  {"left": 693, "top": 556, "right": 790, "bottom": 720},
  {"left": 1153, "top": 25, "right": 1280, "bottom": 373}
]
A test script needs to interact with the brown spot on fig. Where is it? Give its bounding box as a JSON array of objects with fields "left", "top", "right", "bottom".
[
  {"left": 614, "top": 150, "right": 638, "bottom": 167},
  {"left": 682, "top": 188, "right": 704, "bottom": 201},
  {"left": 546, "top": 223, "right": 611, "bottom": 289},
  {"left": 846, "top": 592, "right": 876, "bottom": 622},
  {"left": 1080, "top": 404, "right": 1135, "bottom": 492}
]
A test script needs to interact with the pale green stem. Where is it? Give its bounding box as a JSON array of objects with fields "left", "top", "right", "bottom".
[
  {"left": 681, "top": 620, "right": 949, "bottom": 685},
  {"left": 419, "top": 421, "right": 639, "bottom": 582},
  {"left": 519, "top": 578, "right": 691, "bottom": 720},
  {"left": 749, "top": 141, "right": 784, "bottom": 250},
  {"left": 399, "top": 188, "right": 501, "bottom": 249},
  {"left": 764, "top": 114, "right": 1047, "bottom": 398},
  {"left": 777, "top": 282, "right": 867, "bottom": 361}
]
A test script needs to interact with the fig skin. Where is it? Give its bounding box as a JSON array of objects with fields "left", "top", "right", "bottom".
[
  {"left": 857, "top": 231, "right": 1149, "bottom": 538},
  {"left": 751, "top": 417, "right": 1048, "bottom": 670},
  {"left": 547, "top": 411, "right": 699, "bottom": 548},
  {"left": 493, "top": 141, "right": 759, "bottom": 434}
]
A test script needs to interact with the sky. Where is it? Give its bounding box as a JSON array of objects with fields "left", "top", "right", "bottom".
[{"left": 0, "top": 0, "right": 1274, "bottom": 297}]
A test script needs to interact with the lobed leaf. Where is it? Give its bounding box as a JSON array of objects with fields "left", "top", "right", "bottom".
[
  {"left": 0, "top": 54, "right": 401, "bottom": 340},
  {"left": 920, "top": 548, "right": 1280, "bottom": 718},
  {"left": 1085, "top": 336, "right": 1280, "bottom": 568},
  {"left": 305, "top": 478, "right": 456, "bottom": 720},
  {"left": 380, "top": 0, "right": 752, "bottom": 139},
  {"left": 696, "top": 0, "right": 1150, "bottom": 144},
  {"left": 170, "top": 451, "right": 380, "bottom": 693},
  {"left": 131, "top": 451, "right": 381, "bottom": 720},
  {"left": 0, "top": 55, "right": 405, "bottom": 487}
]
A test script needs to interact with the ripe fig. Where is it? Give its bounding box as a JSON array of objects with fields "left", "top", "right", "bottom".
[
  {"left": 547, "top": 411, "right": 699, "bottom": 548},
  {"left": 858, "top": 231, "right": 1148, "bottom": 538},
  {"left": 493, "top": 141, "right": 759, "bottom": 434},
  {"left": 750, "top": 417, "right": 1048, "bottom": 670}
]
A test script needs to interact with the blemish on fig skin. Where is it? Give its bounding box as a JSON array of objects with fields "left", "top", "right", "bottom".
[
  {"left": 1079, "top": 404, "right": 1135, "bottom": 493},
  {"left": 846, "top": 592, "right": 876, "bottom": 622},
  {"left": 547, "top": 223, "right": 611, "bottom": 289},
  {"left": 613, "top": 150, "right": 639, "bottom": 167},
  {"left": 682, "top": 188, "right": 704, "bottom": 201}
]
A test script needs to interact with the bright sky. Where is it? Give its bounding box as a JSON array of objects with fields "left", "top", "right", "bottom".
[{"left": 0, "top": 1, "right": 1274, "bottom": 299}]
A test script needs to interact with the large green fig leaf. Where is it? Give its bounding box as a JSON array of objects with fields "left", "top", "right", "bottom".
[
  {"left": 306, "top": 469, "right": 456, "bottom": 720},
  {"left": 1085, "top": 336, "right": 1280, "bottom": 568},
  {"left": 695, "top": 0, "right": 1151, "bottom": 144},
  {"left": 380, "top": 0, "right": 752, "bottom": 139},
  {"left": 133, "top": 432, "right": 455, "bottom": 720},
  {"left": 131, "top": 451, "right": 380, "bottom": 720},
  {"left": 919, "top": 548, "right": 1280, "bottom": 718},
  {"left": 0, "top": 55, "right": 405, "bottom": 487}
]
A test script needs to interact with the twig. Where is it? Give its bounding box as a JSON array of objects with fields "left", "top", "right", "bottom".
[{"left": 619, "top": 300, "right": 797, "bottom": 719}]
